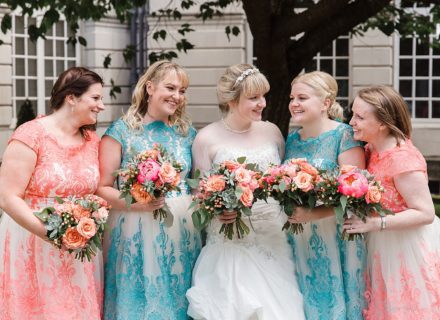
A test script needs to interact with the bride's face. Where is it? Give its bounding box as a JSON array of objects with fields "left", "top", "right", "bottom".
[{"left": 231, "top": 92, "right": 266, "bottom": 122}]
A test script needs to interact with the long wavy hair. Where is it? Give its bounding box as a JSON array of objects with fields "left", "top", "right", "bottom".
[{"left": 122, "top": 60, "right": 191, "bottom": 135}]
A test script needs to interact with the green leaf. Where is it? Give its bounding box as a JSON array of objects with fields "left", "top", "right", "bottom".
[
  {"left": 192, "top": 210, "right": 202, "bottom": 229},
  {"left": 186, "top": 178, "right": 200, "bottom": 189},
  {"left": 279, "top": 180, "right": 286, "bottom": 193},
  {"left": 78, "top": 36, "right": 87, "bottom": 46},
  {"left": 231, "top": 26, "right": 240, "bottom": 36},
  {"left": 55, "top": 196, "right": 64, "bottom": 204},
  {"left": 236, "top": 156, "right": 246, "bottom": 164},
  {"left": 340, "top": 195, "right": 347, "bottom": 212},
  {"left": 225, "top": 25, "right": 231, "bottom": 41},
  {"left": 334, "top": 205, "right": 344, "bottom": 224},
  {"left": 1, "top": 14, "right": 12, "bottom": 34},
  {"left": 242, "top": 206, "right": 252, "bottom": 216},
  {"left": 103, "top": 54, "right": 111, "bottom": 68}
]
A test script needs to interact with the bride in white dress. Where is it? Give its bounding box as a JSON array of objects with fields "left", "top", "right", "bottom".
[{"left": 186, "top": 64, "right": 305, "bottom": 320}]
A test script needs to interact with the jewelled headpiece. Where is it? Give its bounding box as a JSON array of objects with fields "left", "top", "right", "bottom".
[{"left": 233, "top": 68, "right": 259, "bottom": 87}]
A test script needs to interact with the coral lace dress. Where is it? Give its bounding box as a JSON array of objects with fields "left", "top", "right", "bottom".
[
  {"left": 364, "top": 139, "right": 440, "bottom": 320},
  {"left": 0, "top": 119, "right": 103, "bottom": 320}
]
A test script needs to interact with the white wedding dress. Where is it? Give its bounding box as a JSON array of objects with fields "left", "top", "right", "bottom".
[{"left": 186, "top": 121, "right": 305, "bottom": 320}]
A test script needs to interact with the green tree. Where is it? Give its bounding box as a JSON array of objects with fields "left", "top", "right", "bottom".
[{"left": 1, "top": 0, "right": 440, "bottom": 135}]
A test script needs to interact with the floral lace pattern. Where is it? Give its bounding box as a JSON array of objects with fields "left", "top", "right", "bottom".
[
  {"left": 103, "top": 119, "right": 201, "bottom": 319},
  {"left": 364, "top": 139, "right": 440, "bottom": 319},
  {"left": 0, "top": 119, "right": 103, "bottom": 319},
  {"left": 284, "top": 123, "right": 366, "bottom": 320}
]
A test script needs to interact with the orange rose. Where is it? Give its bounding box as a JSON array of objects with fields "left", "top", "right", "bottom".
[
  {"left": 366, "top": 185, "right": 382, "bottom": 204},
  {"left": 62, "top": 227, "right": 87, "bottom": 250},
  {"left": 72, "top": 204, "right": 91, "bottom": 221},
  {"left": 172, "top": 173, "right": 181, "bottom": 187},
  {"left": 294, "top": 172, "right": 314, "bottom": 192},
  {"left": 159, "top": 163, "right": 178, "bottom": 184},
  {"left": 299, "top": 162, "right": 319, "bottom": 179},
  {"left": 77, "top": 217, "right": 97, "bottom": 239},
  {"left": 131, "top": 183, "right": 154, "bottom": 203},
  {"left": 222, "top": 160, "right": 242, "bottom": 172},
  {"left": 234, "top": 167, "right": 252, "bottom": 185},
  {"left": 240, "top": 187, "right": 254, "bottom": 207},
  {"left": 205, "top": 175, "right": 226, "bottom": 192}
]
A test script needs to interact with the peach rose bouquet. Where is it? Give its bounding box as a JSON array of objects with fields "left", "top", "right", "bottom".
[
  {"left": 187, "top": 157, "right": 261, "bottom": 240},
  {"left": 116, "top": 143, "right": 182, "bottom": 224},
  {"left": 34, "top": 194, "right": 110, "bottom": 261},
  {"left": 257, "top": 158, "right": 321, "bottom": 234},
  {"left": 316, "top": 165, "right": 391, "bottom": 240}
]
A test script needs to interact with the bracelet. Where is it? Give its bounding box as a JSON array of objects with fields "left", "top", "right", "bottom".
[{"left": 380, "top": 216, "right": 386, "bottom": 231}]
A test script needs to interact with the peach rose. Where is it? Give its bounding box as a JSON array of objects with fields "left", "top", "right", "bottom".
[
  {"left": 72, "top": 204, "right": 91, "bottom": 221},
  {"left": 340, "top": 165, "right": 357, "bottom": 175},
  {"left": 131, "top": 183, "right": 154, "bottom": 203},
  {"left": 294, "top": 172, "right": 314, "bottom": 192},
  {"left": 234, "top": 167, "right": 253, "bottom": 185},
  {"left": 62, "top": 227, "right": 87, "bottom": 250},
  {"left": 282, "top": 165, "right": 298, "bottom": 179},
  {"left": 205, "top": 175, "right": 226, "bottom": 193},
  {"left": 54, "top": 202, "right": 75, "bottom": 215},
  {"left": 172, "top": 173, "right": 181, "bottom": 187},
  {"left": 92, "top": 207, "right": 109, "bottom": 221},
  {"left": 77, "top": 217, "right": 97, "bottom": 239},
  {"left": 366, "top": 185, "right": 382, "bottom": 204},
  {"left": 222, "top": 160, "right": 242, "bottom": 172},
  {"left": 159, "top": 163, "right": 178, "bottom": 184},
  {"left": 240, "top": 187, "right": 254, "bottom": 207},
  {"left": 299, "top": 162, "right": 319, "bottom": 179}
]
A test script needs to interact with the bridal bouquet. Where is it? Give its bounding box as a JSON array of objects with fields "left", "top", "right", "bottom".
[
  {"left": 34, "top": 194, "right": 110, "bottom": 262},
  {"left": 316, "top": 165, "right": 390, "bottom": 240},
  {"left": 117, "top": 143, "right": 182, "bottom": 224},
  {"left": 257, "top": 158, "right": 321, "bottom": 234},
  {"left": 188, "top": 157, "right": 261, "bottom": 240}
]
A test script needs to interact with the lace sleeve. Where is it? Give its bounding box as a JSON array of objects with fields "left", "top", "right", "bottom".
[
  {"left": 387, "top": 143, "right": 427, "bottom": 178},
  {"left": 339, "top": 123, "right": 362, "bottom": 154},
  {"left": 104, "top": 118, "right": 126, "bottom": 145},
  {"left": 191, "top": 129, "right": 213, "bottom": 176},
  {"left": 9, "top": 120, "right": 44, "bottom": 154}
]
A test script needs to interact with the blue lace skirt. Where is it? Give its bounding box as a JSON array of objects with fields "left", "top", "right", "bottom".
[
  {"left": 103, "top": 195, "right": 201, "bottom": 320},
  {"left": 289, "top": 215, "right": 367, "bottom": 320}
]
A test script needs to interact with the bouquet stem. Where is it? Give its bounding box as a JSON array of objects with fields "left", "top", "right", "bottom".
[
  {"left": 282, "top": 221, "right": 304, "bottom": 235},
  {"left": 219, "top": 218, "right": 250, "bottom": 240},
  {"left": 341, "top": 229, "right": 364, "bottom": 241}
]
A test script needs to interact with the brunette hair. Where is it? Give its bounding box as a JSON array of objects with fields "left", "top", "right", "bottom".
[{"left": 50, "top": 67, "right": 104, "bottom": 138}]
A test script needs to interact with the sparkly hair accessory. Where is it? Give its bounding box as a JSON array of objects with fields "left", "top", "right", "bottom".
[{"left": 233, "top": 68, "right": 259, "bottom": 87}]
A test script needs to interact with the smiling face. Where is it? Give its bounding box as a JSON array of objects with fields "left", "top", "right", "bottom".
[
  {"left": 288, "top": 82, "right": 329, "bottom": 125},
  {"left": 349, "top": 96, "right": 385, "bottom": 143},
  {"left": 230, "top": 91, "right": 266, "bottom": 122},
  {"left": 146, "top": 71, "right": 187, "bottom": 121},
  {"left": 73, "top": 83, "right": 105, "bottom": 126}
]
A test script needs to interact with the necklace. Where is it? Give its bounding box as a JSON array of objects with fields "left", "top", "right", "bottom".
[{"left": 221, "top": 117, "right": 252, "bottom": 134}]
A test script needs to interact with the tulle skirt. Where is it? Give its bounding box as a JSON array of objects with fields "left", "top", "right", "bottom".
[
  {"left": 0, "top": 207, "right": 103, "bottom": 320},
  {"left": 288, "top": 215, "right": 367, "bottom": 320},
  {"left": 186, "top": 199, "right": 305, "bottom": 320},
  {"left": 103, "top": 194, "right": 201, "bottom": 320},
  {"left": 363, "top": 216, "right": 440, "bottom": 320}
]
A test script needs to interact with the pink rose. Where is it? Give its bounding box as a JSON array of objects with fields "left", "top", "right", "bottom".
[
  {"left": 299, "top": 162, "right": 319, "bottom": 179},
  {"left": 240, "top": 187, "right": 254, "bottom": 207},
  {"left": 222, "top": 160, "right": 242, "bottom": 172},
  {"left": 137, "top": 159, "right": 161, "bottom": 183},
  {"left": 294, "top": 172, "right": 314, "bottom": 192},
  {"left": 54, "top": 202, "right": 75, "bottom": 215},
  {"left": 366, "top": 184, "right": 382, "bottom": 204},
  {"left": 92, "top": 207, "right": 109, "bottom": 221},
  {"left": 282, "top": 165, "right": 298, "bottom": 179},
  {"left": 159, "top": 162, "right": 178, "bottom": 184},
  {"left": 205, "top": 175, "right": 226, "bottom": 192},
  {"left": 76, "top": 217, "right": 97, "bottom": 239},
  {"left": 234, "top": 167, "right": 252, "bottom": 185},
  {"left": 62, "top": 227, "right": 87, "bottom": 249},
  {"left": 337, "top": 172, "right": 369, "bottom": 198}
]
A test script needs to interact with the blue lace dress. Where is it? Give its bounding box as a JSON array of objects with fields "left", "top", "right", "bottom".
[
  {"left": 103, "top": 119, "right": 202, "bottom": 320},
  {"left": 284, "top": 123, "right": 366, "bottom": 320}
]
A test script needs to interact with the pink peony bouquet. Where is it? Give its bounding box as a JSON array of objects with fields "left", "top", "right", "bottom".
[
  {"left": 117, "top": 143, "right": 182, "bottom": 224},
  {"left": 257, "top": 158, "right": 321, "bottom": 234},
  {"left": 316, "top": 165, "right": 391, "bottom": 240},
  {"left": 34, "top": 194, "right": 110, "bottom": 261},
  {"left": 187, "top": 157, "right": 261, "bottom": 240}
]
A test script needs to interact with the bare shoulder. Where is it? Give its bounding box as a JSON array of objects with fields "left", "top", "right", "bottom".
[
  {"left": 260, "top": 121, "right": 283, "bottom": 136},
  {"left": 193, "top": 121, "right": 220, "bottom": 145}
]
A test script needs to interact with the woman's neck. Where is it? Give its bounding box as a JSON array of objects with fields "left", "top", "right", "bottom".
[
  {"left": 143, "top": 108, "right": 169, "bottom": 125},
  {"left": 370, "top": 134, "right": 399, "bottom": 153},
  {"left": 50, "top": 108, "right": 81, "bottom": 136},
  {"left": 300, "top": 117, "right": 334, "bottom": 139},
  {"left": 222, "top": 113, "right": 253, "bottom": 133}
]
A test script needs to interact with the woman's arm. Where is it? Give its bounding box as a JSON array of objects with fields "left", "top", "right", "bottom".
[
  {"left": 345, "top": 170, "right": 435, "bottom": 233},
  {"left": 0, "top": 141, "right": 46, "bottom": 239},
  {"left": 96, "top": 136, "right": 164, "bottom": 212}
]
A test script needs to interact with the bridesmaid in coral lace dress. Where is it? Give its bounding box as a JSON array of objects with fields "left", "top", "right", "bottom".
[
  {"left": 0, "top": 67, "right": 105, "bottom": 320},
  {"left": 346, "top": 86, "right": 440, "bottom": 320}
]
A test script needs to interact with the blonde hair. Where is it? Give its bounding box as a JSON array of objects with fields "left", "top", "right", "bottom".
[
  {"left": 357, "top": 86, "right": 411, "bottom": 141},
  {"left": 122, "top": 60, "right": 191, "bottom": 135},
  {"left": 291, "top": 71, "right": 344, "bottom": 121},
  {"left": 217, "top": 64, "right": 270, "bottom": 113}
]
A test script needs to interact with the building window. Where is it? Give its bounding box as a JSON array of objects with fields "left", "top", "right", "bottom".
[
  {"left": 304, "top": 34, "right": 351, "bottom": 108},
  {"left": 12, "top": 14, "right": 78, "bottom": 121},
  {"left": 395, "top": 3, "right": 440, "bottom": 120}
]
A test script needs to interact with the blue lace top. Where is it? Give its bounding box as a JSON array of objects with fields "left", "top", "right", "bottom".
[
  {"left": 105, "top": 119, "right": 196, "bottom": 197},
  {"left": 285, "top": 123, "right": 362, "bottom": 170}
]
